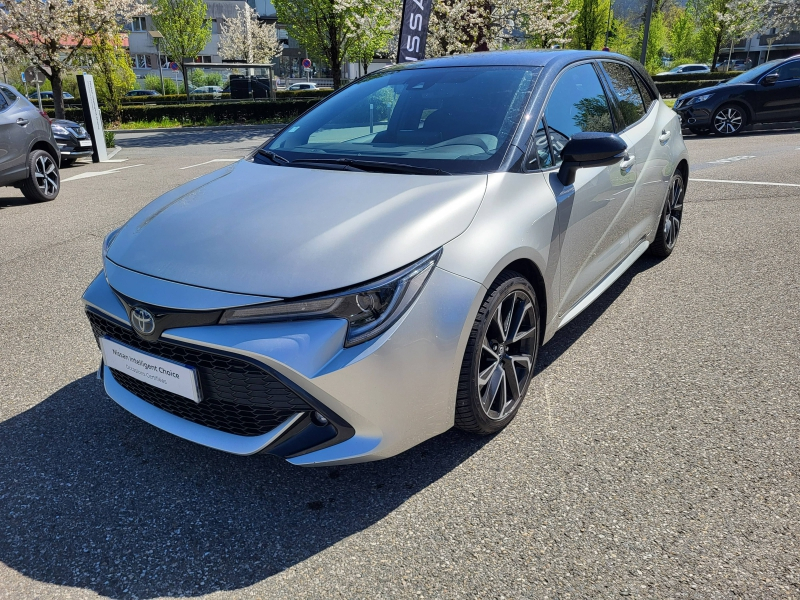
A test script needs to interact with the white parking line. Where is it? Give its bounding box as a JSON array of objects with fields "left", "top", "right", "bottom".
[
  {"left": 707, "top": 155, "right": 755, "bottom": 164},
  {"left": 61, "top": 164, "right": 144, "bottom": 182},
  {"left": 690, "top": 178, "right": 800, "bottom": 188},
  {"left": 180, "top": 158, "right": 240, "bottom": 170}
]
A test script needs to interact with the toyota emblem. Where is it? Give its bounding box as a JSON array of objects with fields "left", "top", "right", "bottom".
[{"left": 131, "top": 307, "right": 156, "bottom": 336}]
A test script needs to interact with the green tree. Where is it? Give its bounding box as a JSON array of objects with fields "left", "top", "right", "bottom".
[
  {"left": 151, "top": 0, "right": 211, "bottom": 98},
  {"left": 635, "top": 11, "right": 668, "bottom": 72},
  {"left": 668, "top": 7, "right": 696, "bottom": 60},
  {"left": 700, "top": 0, "right": 765, "bottom": 71},
  {"left": 87, "top": 33, "right": 135, "bottom": 121},
  {"left": 273, "top": 0, "right": 355, "bottom": 89},
  {"left": 346, "top": 0, "right": 396, "bottom": 76},
  {"left": 571, "top": 0, "right": 611, "bottom": 50}
]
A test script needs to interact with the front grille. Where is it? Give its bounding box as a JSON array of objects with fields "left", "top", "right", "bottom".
[{"left": 87, "top": 310, "right": 310, "bottom": 436}]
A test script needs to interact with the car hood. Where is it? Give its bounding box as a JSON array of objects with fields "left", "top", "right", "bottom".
[
  {"left": 52, "top": 118, "right": 81, "bottom": 128},
  {"left": 106, "top": 160, "right": 488, "bottom": 298}
]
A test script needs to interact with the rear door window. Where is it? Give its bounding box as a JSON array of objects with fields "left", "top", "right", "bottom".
[
  {"left": 543, "top": 63, "right": 614, "bottom": 166},
  {"left": 601, "top": 61, "right": 646, "bottom": 129}
]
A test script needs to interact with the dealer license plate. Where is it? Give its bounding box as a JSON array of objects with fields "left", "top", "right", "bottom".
[
  {"left": 99, "top": 337, "right": 201, "bottom": 402},
  {"left": 78, "top": 139, "right": 92, "bottom": 147}
]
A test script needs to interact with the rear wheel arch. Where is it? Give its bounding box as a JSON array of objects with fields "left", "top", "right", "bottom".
[{"left": 30, "top": 140, "right": 59, "bottom": 164}]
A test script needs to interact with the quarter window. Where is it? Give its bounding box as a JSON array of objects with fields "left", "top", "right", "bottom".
[
  {"left": 526, "top": 120, "right": 553, "bottom": 170},
  {"left": 543, "top": 63, "right": 613, "bottom": 166},
  {"left": 774, "top": 62, "right": 800, "bottom": 81},
  {"left": 0, "top": 93, "right": 8, "bottom": 111},
  {"left": 601, "top": 61, "right": 646, "bottom": 129}
]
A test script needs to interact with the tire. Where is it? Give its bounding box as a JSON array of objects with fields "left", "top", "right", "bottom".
[
  {"left": 455, "top": 271, "right": 540, "bottom": 434},
  {"left": 712, "top": 104, "right": 746, "bottom": 136},
  {"left": 649, "top": 170, "right": 685, "bottom": 258},
  {"left": 60, "top": 157, "right": 76, "bottom": 168},
  {"left": 20, "top": 149, "right": 60, "bottom": 202}
]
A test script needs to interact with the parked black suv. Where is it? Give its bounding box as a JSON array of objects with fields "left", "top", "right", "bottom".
[
  {"left": 0, "top": 84, "right": 60, "bottom": 202},
  {"left": 675, "top": 55, "right": 800, "bottom": 135},
  {"left": 51, "top": 119, "right": 93, "bottom": 166}
]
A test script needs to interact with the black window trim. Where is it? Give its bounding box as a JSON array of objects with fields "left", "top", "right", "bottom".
[
  {"left": 597, "top": 58, "right": 654, "bottom": 134},
  {"left": 522, "top": 59, "right": 617, "bottom": 173}
]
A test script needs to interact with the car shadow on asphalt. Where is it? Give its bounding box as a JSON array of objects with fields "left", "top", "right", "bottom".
[
  {"left": 0, "top": 374, "right": 491, "bottom": 598},
  {"left": 535, "top": 254, "right": 662, "bottom": 375},
  {"left": 0, "top": 195, "right": 38, "bottom": 209},
  {"left": 114, "top": 126, "right": 282, "bottom": 150}
]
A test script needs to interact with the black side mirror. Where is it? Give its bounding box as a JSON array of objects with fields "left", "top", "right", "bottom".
[
  {"left": 762, "top": 72, "right": 779, "bottom": 86},
  {"left": 557, "top": 132, "right": 628, "bottom": 186}
]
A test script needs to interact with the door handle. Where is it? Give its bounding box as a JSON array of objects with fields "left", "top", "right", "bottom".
[
  {"left": 16, "top": 118, "right": 29, "bottom": 126},
  {"left": 619, "top": 153, "right": 635, "bottom": 174},
  {"left": 659, "top": 129, "right": 671, "bottom": 144}
]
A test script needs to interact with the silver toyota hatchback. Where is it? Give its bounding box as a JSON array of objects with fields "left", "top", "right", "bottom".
[{"left": 84, "top": 51, "right": 688, "bottom": 465}]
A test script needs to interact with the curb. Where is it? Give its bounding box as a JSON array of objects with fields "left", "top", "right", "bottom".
[{"left": 111, "top": 123, "right": 287, "bottom": 134}]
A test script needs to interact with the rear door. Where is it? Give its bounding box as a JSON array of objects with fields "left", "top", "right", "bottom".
[
  {"left": 599, "top": 60, "right": 667, "bottom": 244},
  {"left": 542, "top": 62, "right": 635, "bottom": 317},
  {"left": 755, "top": 60, "right": 800, "bottom": 123}
]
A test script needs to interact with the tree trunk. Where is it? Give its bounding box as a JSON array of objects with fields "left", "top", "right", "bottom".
[
  {"left": 182, "top": 59, "right": 190, "bottom": 100},
  {"left": 50, "top": 71, "right": 65, "bottom": 120},
  {"left": 711, "top": 32, "right": 723, "bottom": 72}
]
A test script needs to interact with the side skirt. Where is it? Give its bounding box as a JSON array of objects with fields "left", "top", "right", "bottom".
[{"left": 557, "top": 239, "right": 650, "bottom": 330}]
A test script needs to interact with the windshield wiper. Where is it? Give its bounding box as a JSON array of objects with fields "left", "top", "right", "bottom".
[
  {"left": 290, "top": 158, "right": 450, "bottom": 175},
  {"left": 256, "top": 148, "right": 290, "bottom": 165}
]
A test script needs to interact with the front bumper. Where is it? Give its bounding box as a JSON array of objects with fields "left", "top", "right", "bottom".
[
  {"left": 55, "top": 135, "right": 93, "bottom": 158},
  {"left": 83, "top": 265, "right": 484, "bottom": 465},
  {"left": 675, "top": 105, "right": 712, "bottom": 127}
]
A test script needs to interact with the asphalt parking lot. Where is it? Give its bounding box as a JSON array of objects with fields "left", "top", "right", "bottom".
[{"left": 1, "top": 125, "right": 798, "bottom": 599}]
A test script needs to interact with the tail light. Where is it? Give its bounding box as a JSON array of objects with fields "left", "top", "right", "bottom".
[{"left": 39, "top": 110, "right": 52, "bottom": 123}]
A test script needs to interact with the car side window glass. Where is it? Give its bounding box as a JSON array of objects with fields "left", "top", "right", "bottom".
[
  {"left": 543, "top": 63, "right": 613, "bottom": 167},
  {"left": 775, "top": 62, "right": 800, "bottom": 81},
  {"left": 636, "top": 75, "right": 657, "bottom": 107},
  {"left": 0, "top": 93, "right": 8, "bottom": 112},
  {"left": 1, "top": 87, "right": 17, "bottom": 102},
  {"left": 601, "top": 61, "right": 646, "bottom": 129},
  {"left": 526, "top": 120, "right": 553, "bottom": 170}
]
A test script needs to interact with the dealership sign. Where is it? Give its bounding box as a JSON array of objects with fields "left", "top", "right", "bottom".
[{"left": 397, "top": 0, "right": 432, "bottom": 63}]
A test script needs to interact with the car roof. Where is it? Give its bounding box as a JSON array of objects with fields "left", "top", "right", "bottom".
[{"left": 401, "top": 49, "right": 635, "bottom": 70}]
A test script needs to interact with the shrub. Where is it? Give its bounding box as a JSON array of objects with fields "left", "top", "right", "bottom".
[
  {"left": 49, "top": 99, "right": 321, "bottom": 125},
  {"left": 104, "top": 130, "right": 116, "bottom": 148},
  {"left": 652, "top": 71, "right": 742, "bottom": 83},
  {"left": 143, "top": 74, "right": 181, "bottom": 95},
  {"left": 654, "top": 80, "right": 722, "bottom": 98}
]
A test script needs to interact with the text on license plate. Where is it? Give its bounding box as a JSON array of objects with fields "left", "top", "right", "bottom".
[
  {"left": 79, "top": 139, "right": 93, "bottom": 147},
  {"left": 99, "top": 337, "right": 201, "bottom": 402}
]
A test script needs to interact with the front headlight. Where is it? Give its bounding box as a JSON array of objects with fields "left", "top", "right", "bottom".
[
  {"left": 51, "top": 124, "right": 70, "bottom": 136},
  {"left": 102, "top": 227, "right": 121, "bottom": 258},
  {"left": 220, "top": 249, "right": 442, "bottom": 347},
  {"left": 684, "top": 94, "right": 713, "bottom": 106}
]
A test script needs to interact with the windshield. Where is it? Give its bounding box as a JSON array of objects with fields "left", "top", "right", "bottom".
[
  {"left": 266, "top": 66, "right": 540, "bottom": 174},
  {"left": 725, "top": 60, "right": 780, "bottom": 84}
]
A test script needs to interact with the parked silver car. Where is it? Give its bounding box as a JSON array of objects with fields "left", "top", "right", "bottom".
[
  {"left": 84, "top": 51, "right": 688, "bottom": 465},
  {"left": 0, "top": 84, "right": 60, "bottom": 202}
]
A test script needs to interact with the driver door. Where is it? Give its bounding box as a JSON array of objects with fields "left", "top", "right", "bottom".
[
  {"left": 542, "top": 62, "right": 636, "bottom": 319},
  {"left": 755, "top": 60, "right": 800, "bottom": 123}
]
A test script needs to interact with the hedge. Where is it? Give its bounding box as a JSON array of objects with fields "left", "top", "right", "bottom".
[
  {"left": 46, "top": 99, "right": 321, "bottom": 124},
  {"left": 652, "top": 71, "right": 742, "bottom": 82},
  {"left": 655, "top": 80, "right": 724, "bottom": 98}
]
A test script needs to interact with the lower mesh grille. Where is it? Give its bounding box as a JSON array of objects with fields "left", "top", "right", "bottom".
[{"left": 87, "top": 310, "right": 310, "bottom": 436}]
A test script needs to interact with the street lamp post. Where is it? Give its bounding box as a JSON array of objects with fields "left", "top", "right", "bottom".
[
  {"left": 640, "top": 0, "right": 654, "bottom": 65},
  {"left": 149, "top": 30, "right": 165, "bottom": 95}
]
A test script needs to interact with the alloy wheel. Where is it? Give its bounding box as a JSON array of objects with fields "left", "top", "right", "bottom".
[
  {"left": 477, "top": 290, "right": 537, "bottom": 420},
  {"left": 663, "top": 175, "right": 684, "bottom": 249},
  {"left": 34, "top": 154, "right": 59, "bottom": 197},
  {"left": 713, "top": 107, "right": 743, "bottom": 135}
]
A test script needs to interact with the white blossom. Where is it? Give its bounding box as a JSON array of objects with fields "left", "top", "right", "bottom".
[{"left": 218, "top": 4, "right": 282, "bottom": 64}]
